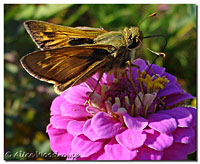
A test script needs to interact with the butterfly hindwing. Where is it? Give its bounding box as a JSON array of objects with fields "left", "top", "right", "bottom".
[{"left": 20, "top": 45, "right": 113, "bottom": 93}]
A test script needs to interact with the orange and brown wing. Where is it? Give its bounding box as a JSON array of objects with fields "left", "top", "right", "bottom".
[
  {"left": 20, "top": 45, "right": 113, "bottom": 93},
  {"left": 24, "top": 20, "right": 108, "bottom": 50}
]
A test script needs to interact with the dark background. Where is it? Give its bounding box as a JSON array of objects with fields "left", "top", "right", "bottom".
[{"left": 4, "top": 4, "right": 196, "bottom": 160}]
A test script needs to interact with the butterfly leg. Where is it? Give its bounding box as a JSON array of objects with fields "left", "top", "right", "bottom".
[
  {"left": 127, "top": 61, "right": 144, "bottom": 107},
  {"left": 84, "top": 72, "right": 103, "bottom": 106},
  {"left": 144, "top": 60, "right": 159, "bottom": 78}
]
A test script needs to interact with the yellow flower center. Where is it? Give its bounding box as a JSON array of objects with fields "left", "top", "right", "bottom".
[{"left": 137, "top": 70, "right": 169, "bottom": 93}]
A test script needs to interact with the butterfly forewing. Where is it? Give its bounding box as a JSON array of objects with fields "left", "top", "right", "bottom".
[
  {"left": 21, "top": 45, "right": 113, "bottom": 93},
  {"left": 24, "top": 20, "right": 108, "bottom": 50}
]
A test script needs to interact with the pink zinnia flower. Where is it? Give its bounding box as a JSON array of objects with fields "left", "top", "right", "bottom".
[{"left": 47, "top": 58, "right": 196, "bottom": 160}]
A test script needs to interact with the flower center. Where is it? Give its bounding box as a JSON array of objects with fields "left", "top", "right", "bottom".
[
  {"left": 86, "top": 69, "right": 169, "bottom": 121},
  {"left": 104, "top": 77, "right": 136, "bottom": 107},
  {"left": 101, "top": 70, "right": 168, "bottom": 117}
]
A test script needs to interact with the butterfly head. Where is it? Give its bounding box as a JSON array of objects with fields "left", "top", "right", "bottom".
[{"left": 123, "top": 27, "right": 143, "bottom": 50}]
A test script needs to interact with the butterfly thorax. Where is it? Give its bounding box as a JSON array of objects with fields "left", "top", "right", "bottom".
[
  {"left": 93, "top": 27, "right": 143, "bottom": 71},
  {"left": 94, "top": 26, "right": 143, "bottom": 52},
  {"left": 93, "top": 31, "right": 125, "bottom": 49}
]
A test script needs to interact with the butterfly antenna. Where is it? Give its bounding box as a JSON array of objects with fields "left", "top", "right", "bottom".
[
  {"left": 144, "top": 34, "right": 168, "bottom": 52},
  {"left": 138, "top": 12, "right": 157, "bottom": 27},
  {"left": 145, "top": 48, "right": 166, "bottom": 76},
  {"left": 143, "top": 35, "right": 168, "bottom": 76}
]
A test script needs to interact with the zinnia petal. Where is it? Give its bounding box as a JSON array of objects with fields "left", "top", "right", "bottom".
[
  {"left": 160, "top": 107, "right": 193, "bottom": 127},
  {"left": 50, "top": 115, "right": 72, "bottom": 129},
  {"left": 188, "top": 126, "right": 197, "bottom": 154},
  {"left": 163, "top": 72, "right": 177, "bottom": 84},
  {"left": 123, "top": 113, "right": 148, "bottom": 131},
  {"left": 157, "top": 83, "right": 183, "bottom": 97},
  {"left": 146, "top": 64, "right": 165, "bottom": 77},
  {"left": 105, "top": 138, "right": 137, "bottom": 160},
  {"left": 97, "top": 151, "right": 113, "bottom": 160},
  {"left": 85, "top": 77, "right": 101, "bottom": 93},
  {"left": 83, "top": 119, "right": 102, "bottom": 141},
  {"left": 131, "top": 59, "right": 147, "bottom": 80},
  {"left": 116, "top": 129, "right": 146, "bottom": 150},
  {"left": 67, "top": 120, "right": 85, "bottom": 136},
  {"left": 91, "top": 112, "right": 122, "bottom": 139},
  {"left": 60, "top": 102, "right": 91, "bottom": 118},
  {"left": 144, "top": 129, "right": 173, "bottom": 151},
  {"left": 133, "top": 58, "right": 147, "bottom": 68},
  {"left": 172, "top": 127, "right": 194, "bottom": 144},
  {"left": 164, "top": 92, "right": 194, "bottom": 106},
  {"left": 162, "top": 143, "right": 190, "bottom": 160},
  {"left": 62, "top": 84, "right": 90, "bottom": 105},
  {"left": 47, "top": 124, "right": 73, "bottom": 155},
  {"left": 50, "top": 96, "right": 66, "bottom": 115},
  {"left": 137, "top": 145, "right": 163, "bottom": 160},
  {"left": 147, "top": 113, "right": 177, "bottom": 133},
  {"left": 71, "top": 134, "right": 104, "bottom": 158},
  {"left": 185, "top": 107, "right": 197, "bottom": 127}
]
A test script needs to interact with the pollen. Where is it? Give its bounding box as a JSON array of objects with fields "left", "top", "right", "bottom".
[
  {"left": 87, "top": 99, "right": 92, "bottom": 106},
  {"left": 137, "top": 71, "right": 169, "bottom": 93},
  {"left": 128, "top": 136, "right": 131, "bottom": 139},
  {"left": 72, "top": 109, "right": 76, "bottom": 111}
]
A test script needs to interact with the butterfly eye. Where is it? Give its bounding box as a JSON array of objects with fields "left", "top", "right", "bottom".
[
  {"left": 128, "top": 34, "right": 132, "bottom": 41},
  {"left": 128, "top": 37, "right": 139, "bottom": 49}
]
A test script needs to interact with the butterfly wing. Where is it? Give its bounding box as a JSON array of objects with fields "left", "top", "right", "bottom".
[
  {"left": 24, "top": 20, "right": 108, "bottom": 50},
  {"left": 21, "top": 45, "right": 114, "bottom": 93}
]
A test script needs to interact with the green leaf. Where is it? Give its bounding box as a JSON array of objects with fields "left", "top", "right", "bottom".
[
  {"left": 64, "top": 5, "right": 89, "bottom": 26},
  {"left": 15, "top": 4, "right": 36, "bottom": 20},
  {"left": 34, "top": 4, "right": 73, "bottom": 19}
]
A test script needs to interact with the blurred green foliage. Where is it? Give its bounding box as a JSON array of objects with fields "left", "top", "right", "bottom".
[{"left": 4, "top": 4, "right": 196, "bottom": 160}]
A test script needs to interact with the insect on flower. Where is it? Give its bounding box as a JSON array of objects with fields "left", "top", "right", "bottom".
[{"left": 20, "top": 12, "right": 165, "bottom": 99}]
